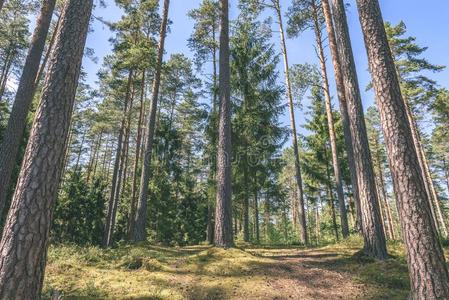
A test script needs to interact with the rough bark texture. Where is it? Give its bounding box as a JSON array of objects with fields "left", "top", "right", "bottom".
[
  {"left": 0, "top": 0, "right": 92, "bottom": 298},
  {"left": 0, "top": 0, "right": 56, "bottom": 218},
  {"left": 133, "top": 0, "right": 170, "bottom": 243},
  {"left": 356, "top": 0, "right": 449, "bottom": 298},
  {"left": 331, "top": 0, "right": 387, "bottom": 259},
  {"left": 321, "top": 0, "right": 362, "bottom": 230},
  {"left": 273, "top": 0, "right": 308, "bottom": 245},
  {"left": 214, "top": 0, "right": 233, "bottom": 248},
  {"left": 407, "top": 107, "right": 448, "bottom": 238},
  {"left": 311, "top": 0, "right": 349, "bottom": 238}
]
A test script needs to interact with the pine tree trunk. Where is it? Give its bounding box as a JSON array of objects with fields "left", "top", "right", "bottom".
[
  {"left": 133, "top": 0, "right": 170, "bottom": 243},
  {"left": 0, "top": 1, "right": 92, "bottom": 297},
  {"left": 324, "top": 144, "right": 340, "bottom": 241},
  {"left": 35, "top": 13, "right": 61, "bottom": 87},
  {"left": 356, "top": 0, "right": 449, "bottom": 297},
  {"left": 376, "top": 149, "right": 396, "bottom": 240},
  {"left": 243, "top": 161, "right": 250, "bottom": 242},
  {"left": 254, "top": 186, "right": 260, "bottom": 244},
  {"left": 374, "top": 143, "right": 395, "bottom": 240},
  {"left": 128, "top": 71, "right": 146, "bottom": 239},
  {"left": 311, "top": 0, "right": 349, "bottom": 238},
  {"left": 0, "top": 0, "right": 56, "bottom": 217},
  {"left": 321, "top": 0, "right": 362, "bottom": 231},
  {"left": 331, "top": 0, "right": 387, "bottom": 259},
  {"left": 213, "top": 0, "right": 233, "bottom": 248},
  {"left": 273, "top": 0, "right": 308, "bottom": 245},
  {"left": 104, "top": 70, "right": 133, "bottom": 247},
  {"left": 409, "top": 111, "right": 448, "bottom": 238}
]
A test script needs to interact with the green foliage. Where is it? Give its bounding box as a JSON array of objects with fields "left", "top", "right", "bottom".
[{"left": 52, "top": 171, "right": 106, "bottom": 245}]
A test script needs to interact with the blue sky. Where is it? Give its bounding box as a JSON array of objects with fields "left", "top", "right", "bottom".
[{"left": 83, "top": 0, "right": 449, "bottom": 132}]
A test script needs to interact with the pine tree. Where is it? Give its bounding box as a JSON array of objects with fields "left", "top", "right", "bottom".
[
  {"left": 356, "top": 0, "right": 449, "bottom": 297},
  {"left": 214, "top": 0, "right": 233, "bottom": 248},
  {"left": 0, "top": 0, "right": 57, "bottom": 218},
  {"left": 134, "top": 0, "right": 170, "bottom": 243},
  {"left": 0, "top": 0, "right": 93, "bottom": 297},
  {"left": 331, "top": 0, "right": 387, "bottom": 259},
  {"left": 287, "top": 0, "right": 349, "bottom": 238}
]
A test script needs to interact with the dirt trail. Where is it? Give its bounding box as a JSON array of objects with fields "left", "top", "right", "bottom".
[
  {"left": 243, "top": 248, "right": 366, "bottom": 300},
  {"left": 175, "top": 247, "right": 370, "bottom": 300}
]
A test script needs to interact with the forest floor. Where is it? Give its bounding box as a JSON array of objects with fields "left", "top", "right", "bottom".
[{"left": 43, "top": 236, "right": 430, "bottom": 299}]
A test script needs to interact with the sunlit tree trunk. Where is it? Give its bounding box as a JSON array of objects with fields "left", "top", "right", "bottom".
[
  {"left": 128, "top": 71, "right": 146, "bottom": 239},
  {"left": 321, "top": 0, "right": 362, "bottom": 231},
  {"left": 331, "top": 0, "right": 387, "bottom": 259},
  {"left": 272, "top": 0, "right": 308, "bottom": 245},
  {"left": 311, "top": 0, "right": 349, "bottom": 237},
  {"left": 104, "top": 70, "right": 133, "bottom": 247},
  {"left": 214, "top": 0, "right": 233, "bottom": 248},
  {"left": 0, "top": 0, "right": 92, "bottom": 297},
  {"left": 133, "top": 0, "right": 170, "bottom": 243},
  {"left": 356, "top": 0, "right": 449, "bottom": 297}
]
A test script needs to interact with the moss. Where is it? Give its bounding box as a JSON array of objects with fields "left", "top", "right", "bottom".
[{"left": 44, "top": 237, "right": 448, "bottom": 299}]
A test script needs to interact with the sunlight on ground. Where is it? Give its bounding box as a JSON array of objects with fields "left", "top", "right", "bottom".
[{"left": 43, "top": 236, "right": 446, "bottom": 299}]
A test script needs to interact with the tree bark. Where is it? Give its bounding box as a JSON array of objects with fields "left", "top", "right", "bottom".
[
  {"left": 311, "top": 0, "right": 349, "bottom": 238},
  {"left": 356, "top": 0, "right": 449, "bottom": 297},
  {"left": 128, "top": 71, "right": 146, "bottom": 239},
  {"left": 322, "top": 0, "right": 363, "bottom": 231},
  {"left": 213, "top": 0, "right": 233, "bottom": 248},
  {"left": 374, "top": 140, "right": 395, "bottom": 240},
  {"left": 254, "top": 186, "right": 260, "bottom": 244},
  {"left": 331, "top": 0, "right": 387, "bottom": 259},
  {"left": 408, "top": 109, "right": 448, "bottom": 238},
  {"left": 35, "top": 13, "right": 61, "bottom": 87},
  {"left": 243, "top": 161, "right": 250, "bottom": 242},
  {"left": 133, "top": 0, "right": 170, "bottom": 243},
  {"left": 272, "top": 0, "right": 308, "bottom": 245},
  {"left": 0, "top": 0, "right": 56, "bottom": 218},
  {"left": 104, "top": 70, "right": 133, "bottom": 247},
  {"left": 0, "top": 0, "right": 92, "bottom": 297}
]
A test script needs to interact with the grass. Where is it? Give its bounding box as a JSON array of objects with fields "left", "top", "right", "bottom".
[{"left": 43, "top": 237, "right": 448, "bottom": 299}]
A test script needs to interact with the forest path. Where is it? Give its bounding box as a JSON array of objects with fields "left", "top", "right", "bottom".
[
  {"left": 237, "top": 247, "right": 366, "bottom": 299},
  {"left": 44, "top": 239, "right": 410, "bottom": 299}
]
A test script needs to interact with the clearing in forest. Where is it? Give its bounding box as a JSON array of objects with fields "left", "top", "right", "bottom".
[{"left": 43, "top": 237, "right": 421, "bottom": 299}]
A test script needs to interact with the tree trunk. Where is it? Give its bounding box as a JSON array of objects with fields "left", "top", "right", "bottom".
[
  {"left": 133, "top": 0, "right": 170, "bottom": 243},
  {"left": 356, "top": 0, "right": 449, "bottom": 297},
  {"left": 86, "top": 131, "right": 102, "bottom": 183},
  {"left": 213, "top": 0, "right": 233, "bottom": 248},
  {"left": 324, "top": 143, "right": 340, "bottom": 241},
  {"left": 0, "top": 0, "right": 56, "bottom": 217},
  {"left": 273, "top": 0, "right": 308, "bottom": 245},
  {"left": 254, "top": 186, "right": 260, "bottom": 244},
  {"left": 374, "top": 143, "right": 395, "bottom": 240},
  {"left": 407, "top": 107, "right": 448, "bottom": 238},
  {"left": 243, "top": 161, "right": 250, "bottom": 242},
  {"left": 104, "top": 70, "right": 133, "bottom": 247},
  {"left": 35, "top": 13, "right": 61, "bottom": 87},
  {"left": 311, "top": 0, "right": 349, "bottom": 238},
  {"left": 331, "top": 0, "right": 387, "bottom": 259},
  {"left": 0, "top": 1, "right": 92, "bottom": 298},
  {"left": 322, "top": 0, "right": 362, "bottom": 231},
  {"left": 128, "top": 71, "right": 146, "bottom": 239}
]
